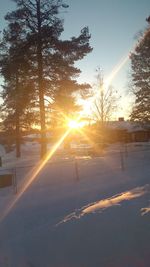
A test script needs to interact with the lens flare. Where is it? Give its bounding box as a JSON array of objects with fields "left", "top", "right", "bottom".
[{"left": 104, "top": 54, "right": 129, "bottom": 88}]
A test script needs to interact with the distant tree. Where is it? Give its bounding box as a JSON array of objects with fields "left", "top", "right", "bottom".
[
  {"left": 3, "top": 0, "right": 92, "bottom": 157},
  {"left": 92, "top": 69, "right": 119, "bottom": 126},
  {"left": 130, "top": 17, "right": 150, "bottom": 124}
]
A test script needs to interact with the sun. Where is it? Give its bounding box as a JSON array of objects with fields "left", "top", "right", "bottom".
[{"left": 68, "top": 119, "right": 83, "bottom": 129}]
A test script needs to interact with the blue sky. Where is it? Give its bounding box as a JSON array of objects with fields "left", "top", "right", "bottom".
[
  {"left": 0, "top": 0, "right": 150, "bottom": 118},
  {"left": 62, "top": 0, "right": 149, "bottom": 83}
]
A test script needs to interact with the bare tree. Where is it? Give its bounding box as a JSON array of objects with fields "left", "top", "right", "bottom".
[{"left": 92, "top": 69, "right": 119, "bottom": 126}]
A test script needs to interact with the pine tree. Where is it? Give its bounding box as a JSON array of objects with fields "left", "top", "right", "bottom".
[
  {"left": 130, "top": 17, "right": 150, "bottom": 124},
  {"left": 0, "top": 20, "right": 35, "bottom": 157},
  {"left": 2, "top": 0, "right": 92, "bottom": 157}
]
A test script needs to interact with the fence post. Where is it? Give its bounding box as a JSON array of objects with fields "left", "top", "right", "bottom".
[
  {"left": 124, "top": 143, "right": 128, "bottom": 157},
  {"left": 13, "top": 168, "right": 17, "bottom": 194},
  {"left": 120, "top": 150, "right": 124, "bottom": 171},
  {"left": 0, "top": 157, "right": 2, "bottom": 167}
]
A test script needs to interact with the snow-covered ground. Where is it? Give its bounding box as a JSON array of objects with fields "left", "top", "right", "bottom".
[{"left": 0, "top": 142, "right": 150, "bottom": 267}]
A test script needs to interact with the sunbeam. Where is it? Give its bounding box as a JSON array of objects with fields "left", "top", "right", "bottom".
[{"left": 0, "top": 128, "right": 72, "bottom": 223}]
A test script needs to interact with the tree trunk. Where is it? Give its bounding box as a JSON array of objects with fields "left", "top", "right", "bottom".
[
  {"left": 37, "top": 0, "right": 47, "bottom": 158},
  {"left": 15, "top": 73, "right": 21, "bottom": 158}
]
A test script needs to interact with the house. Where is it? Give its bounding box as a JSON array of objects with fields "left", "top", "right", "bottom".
[{"left": 106, "top": 119, "right": 150, "bottom": 143}]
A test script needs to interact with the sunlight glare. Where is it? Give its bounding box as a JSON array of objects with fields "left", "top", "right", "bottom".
[{"left": 68, "top": 119, "right": 83, "bottom": 129}]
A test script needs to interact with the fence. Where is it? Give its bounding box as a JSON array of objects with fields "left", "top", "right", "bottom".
[{"left": 0, "top": 143, "right": 150, "bottom": 195}]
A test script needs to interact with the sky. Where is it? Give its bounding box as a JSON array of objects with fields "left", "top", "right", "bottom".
[{"left": 0, "top": 0, "right": 150, "bottom": 119}]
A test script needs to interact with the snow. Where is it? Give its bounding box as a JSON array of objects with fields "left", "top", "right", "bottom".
[{"left": 0, "top": 142, "right": 150, "bottom": 267}]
